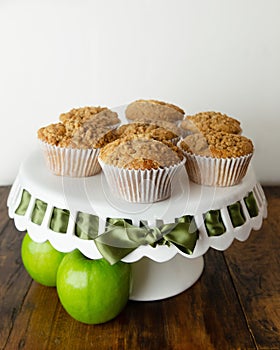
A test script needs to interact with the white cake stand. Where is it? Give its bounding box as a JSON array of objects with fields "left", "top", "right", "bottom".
[{"left": 7, "top": 149, "right": 267, "bottom": 301}]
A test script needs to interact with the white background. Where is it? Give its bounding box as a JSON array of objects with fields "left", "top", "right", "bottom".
[{"left": 0, "top": 0, "right": 279, "bottom": 185}]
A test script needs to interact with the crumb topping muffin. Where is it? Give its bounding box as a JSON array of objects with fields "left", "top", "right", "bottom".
[
  {"left": 37, "top": 106, "right": 120, "bottom": 177},
  {"left": 99, "top": 135, "right": 186, "bottom": 202},
  {"left": 180, "top": 131, "right": 254, "bottom": 186},
  {"left": 37, "top": 123, "right": 67, "bottom": 146},
  {"left": 181, "top": 111, "right": 242, "bottom": 135},
  {"left": 115, "top": 122, "right": 178, "bottom": 143},
  {"left": 125, "top": 99, "right": 185, "bottom": 123},
  {"left": 99, "top": 136, "right": 184, "bottom": 169},
  {"left": 38, "top": 106, "right": 119, "bottom": 149},
  {"left": 131, "top": 118, "right": 182, "bottom": 137},
  {"left": 38, "top": 123, "right": 117, "bottom": 149},
  {"left": 138, "top": 99, "right": 185, "bottom": 115},
  {"left": 59, "top": 106, "right": 120, "bottom": 130},
  {"left": 180, "top": 131, "right": 254, "bottom": 158}
]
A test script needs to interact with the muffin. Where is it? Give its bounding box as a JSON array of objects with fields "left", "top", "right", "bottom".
[
  {"left": 115, "top": 122, "right": 180, "bottom": 144},
  {"left": 98, "top": 135, "right": 186, "bottom": 203},
  {"left": 59, "top": 106, "right": 120, "bottom": 129},
  {"left": 125, "top": 99, "right": 185, "bottom": 124},
  {"left": 179, "top": 131, "right": 254, "bottom": 186},
  {"left": 127, "top": 118, "right": 183, "bottom": 138},
  {"left": 38, "top": 106, "right": 119, "bottom": 177},
  {"left": 180, "top": 111, "right": 242, "bottom": 135}
]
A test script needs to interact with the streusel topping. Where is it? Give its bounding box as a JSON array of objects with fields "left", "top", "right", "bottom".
[
  {"left": 125, "top": 99, "right": 185, "bottom": 123},
  {"left": 137, "top": 99, "right": 185, "bottom": 115},
  {"left": 132, "top": 119, "right": 182, "bottom": 137},
  {"left": 180, "top": 131, "right": 253, "bottom": 158},
  {"left": 181, "top": 111, "right": 242, "bottom": 134},
  {"left": 180, "top": 133, "right": 211, "bottom": 157},
  {"left": 38, "top": 106, "right": 119, "bottom": 149},
  {"left": 60, "top": 106, "right": 120, "bottom": 132},
  {"left": 116, "top": 122, "right": 178, "bottom": 142},
  {"left": 37, "top": 123, "right": 66, "bottom": 146},
  {"left": 99, "top": 136, "right": 184, "bottom": 168}
]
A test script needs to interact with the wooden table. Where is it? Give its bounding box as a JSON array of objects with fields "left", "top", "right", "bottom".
[{"left": 1, "top": 185, "right": 279, "bottom": 350}]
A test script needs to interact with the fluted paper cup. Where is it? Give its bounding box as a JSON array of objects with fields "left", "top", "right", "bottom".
[
  {"left": 99, "top": 158, "right": 186, "bottom": 203},
  {"left": 183, "top": 151, "right": 253, "bottom": 187},
  {"left": 39, "top": 141, "right": 101, "bottom": 177}
]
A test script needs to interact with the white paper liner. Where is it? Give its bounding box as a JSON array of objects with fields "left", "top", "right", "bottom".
[
  {"left": 183, "top": 151, "right": 253, "bottom": 187},
  {"left": 170, "top": 136, "right": 181, "bottom": 145},
  {"left": 39, "top": 141, "right": 101, "bottom": 177},
  {"left": 99, "top": 158, "right": 186, "bottom": 203}
]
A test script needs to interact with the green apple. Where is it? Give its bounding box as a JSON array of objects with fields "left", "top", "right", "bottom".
[
  {"left": 56, "top": 250, "right": 131, "bottom": 324},
  {"left": 21, "top": 232, "right": 66, "bottom": 287}
]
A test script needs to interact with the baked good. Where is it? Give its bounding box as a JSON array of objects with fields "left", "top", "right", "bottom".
[
  {"left": 179, "top": 131, "right": 254, "bottom": 186},
  {"left": 99, "top": 135, "right": 184, "bottom": 167},
  {"left": 59, "top": 106, "right": 120, "bottom": 129},
  {"left": 115, "top": 122, "right": 179, "bottom": 144},
  {"left": 180, "top": 132, "right": 253, "bottom": 157},
  {"left": 38, "top": 122, "right": 117, "bottom": 149},
  {"left": 37, "top": 106, "right": 119, "bottom": 177},
  {"left": 98, "top": 136, "right": 185, "bottom": 203},
  {"left": 127, "top": 118, "right": 183, "bottom": 137},
  {"left": 125, "top": 99, "right": 185, "bottom": 123},
  {"left": 180, "top": 111, "right": 242, "bottom": 135}
]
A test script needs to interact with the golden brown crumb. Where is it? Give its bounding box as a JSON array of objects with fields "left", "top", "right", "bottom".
[
  {"left": 207, "top": 132, "right": 253, "bottom": 157},
  {"left": 180, "top": 133, "right": 211, "bottom": 156},
  {"left": 180, "top": 131, "right": 253, "bottom": 158},
  {"left": 60, "top": 106, "right": 119, "bottom": 125},
  {"left": 37, "top": 123, "right": 66, "bottom": 146},
  {"left": 66, "top": 127, "right": 118, "bottom": 149},
  {"left": 116, "top": 122, "right": 178, "bottom": 142},
  {"left": 125, "top": 158, "right": 161, "bottom": 170},
  {"left": 180, "top": 111, "right": 242, "bottom": 134},
  {"left": 132, "top": 118, "right": 182, "bottom": 136},
  {"left": 137, "top": 99, "right": 185, "bottom": 115},
  {"left": 38, "top": 106, "right": 119, "bottom": 149},
  {"left": 99, "top": 135, "right": 184, "bottom": 168},
  {"left": 125, "top": 99, "right": 185, "bottom": 123}
]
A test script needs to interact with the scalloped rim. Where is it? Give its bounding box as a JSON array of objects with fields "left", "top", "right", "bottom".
[{"left": 8, "top": 178, "right": 267, "bottom": 263}]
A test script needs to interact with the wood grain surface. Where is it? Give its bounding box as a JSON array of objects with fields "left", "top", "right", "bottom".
[{"left": 1, "top": 186, "right": 279, "bottom": 350}]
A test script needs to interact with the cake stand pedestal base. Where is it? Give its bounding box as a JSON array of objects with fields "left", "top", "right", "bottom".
[{"left": 129, "top": 255, "right": 204, "bottom": 301}]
